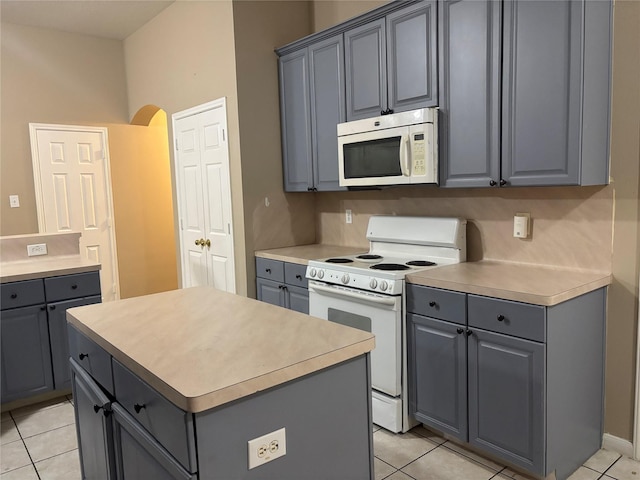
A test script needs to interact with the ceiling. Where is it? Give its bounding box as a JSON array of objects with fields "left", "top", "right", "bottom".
[{"left": 1, "top": 0, "right": 175, "bottom": 40}]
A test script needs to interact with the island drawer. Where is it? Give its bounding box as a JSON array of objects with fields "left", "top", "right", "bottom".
[
  {"left": 256, "top": 258, "right": 285, "bottom": 282},
  {"left": 406, "top": 284, "right": 466, "bottom": 325},
  {"left": 284, "top": 262, "right": 308, "bottom": 288},
  {"left": 0, "top": 279, "right": 45, "bottom": 310},
  {"left": 467, "top": 295, "right": 546, "bottom": 342},
  {"left": 112, "top": 359, "right": 197, "bottom": 473},
  {"left": 45, "top": 271, "right": 101, "bottom": 302},
  {"left": 68, "top": 325, "right": 114, "bottom": 395}
]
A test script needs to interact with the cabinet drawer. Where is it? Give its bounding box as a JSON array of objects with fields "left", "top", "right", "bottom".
[
  {"left": 0, "top": 279, "right": 45, "bottom": 310},
  {"left": 112, "top": 359, "right": 196, "bottom": 473},
  {"left": 284, "top": 262, "right": 308, "bottom": 288},
  {"left": 68, "top": 325, "right": 114, "bottom": 395},
  {"left": 406, "top": 284, "right": 466, "bottom": 325},
  {"left": 45, "top": 272, "right": 101, "bottom": 302},
  {"left": 467, "top": 295, "right": 545, "bottom": 342},
  {"left": 255, "top": 258, "right": 284, "bottom": 283}
]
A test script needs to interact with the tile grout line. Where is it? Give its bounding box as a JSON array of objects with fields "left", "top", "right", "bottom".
[{"left": 6, "top": 412, "right": 42, "bottom": 480}]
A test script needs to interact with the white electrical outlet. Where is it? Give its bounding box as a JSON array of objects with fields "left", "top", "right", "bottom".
[
  {"left": 248, "top": 427, "right": 286, "bottom": 469},
  {"left": 346, "top": 209, "right": 352, "bottom": 224},
  {"left": 9, "top": 195, "right": 19, "bottom": 208},
  {"left": 27, "top": 244, "right": 48, "bottom": 256}
]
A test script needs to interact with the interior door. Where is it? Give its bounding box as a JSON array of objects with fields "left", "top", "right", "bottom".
[
  {"left": 30, "top": 124, "right": 119, "bottom": 301},
  {"left": 174, "top": 100, "right": 236, "bottom": 293}
]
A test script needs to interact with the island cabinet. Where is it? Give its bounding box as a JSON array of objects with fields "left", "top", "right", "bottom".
[
  {"left": 67, "top": 286, "right": 375, "bottom": 479},
  {"left": 256, "top": 257, "right": 309, "bottom": 314},
  {"left": 406, "top": 284, "right": 606, "bottom": 480},
  {"left": 0, "top": 271, "right": 100, "bottom": 404},
  {"left": 344, "top": 0, "right": 437, "bottom": 121},
  {"left": 439, "top": 0, "right": 612, "bottom": 188}
]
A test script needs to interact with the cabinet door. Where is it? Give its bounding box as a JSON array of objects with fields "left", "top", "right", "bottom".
[
  {"left": 1, "top": 305, "right": 53, "bottom": 403},
  {"left": 48, "top": 295, "right": 101, "bottom": 391},
  {"left": 438, "top": 0, "right": 501, "bottom": 188},
  {"left": 256, "top": 278, "right": 286, "bottom": 308},
  {"left": 286, "top": 284, "right": 309, "bottom": 314},
  {"left": 387, "top": 1, "right": 437, "bottom": 113},
  {"left": 112, "top": 404, "right": 195, "bottom": 480},
  {"left": 309, "top": 35, "right": 347, "bottom": 192},
  {"left": 468, "top": 329, "right": 545, "bottom": 475},
  {"left": 279, "top": 49, "right": 313, "bottom": 192},
  {"left": 408, "top": 314, "right": 467, "bottom": 441},
  {"left": 70, "top": 358, "right": 116, "bottom": 480},
  {"left": 345, "top": 18, "right": 387, "bottom": 121},
  {"left": 501, "top": 0, "right": 582, "bottom": 186}
]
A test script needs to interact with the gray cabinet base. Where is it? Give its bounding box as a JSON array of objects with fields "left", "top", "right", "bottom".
[{"left": 196, "top": 355, "right": 374, "bottom": 479}]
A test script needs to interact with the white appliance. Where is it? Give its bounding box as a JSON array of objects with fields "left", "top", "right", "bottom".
[
  {"left": 307, "top": 216, "right": 466, "bottom": 433},
  {"left": 337, "top": 108, "right": 438, "bottom": 188}
]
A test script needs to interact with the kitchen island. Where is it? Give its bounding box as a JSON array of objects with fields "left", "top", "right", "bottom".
[{"left": 66, "top": 287, "right": 375, "bottom": 479}]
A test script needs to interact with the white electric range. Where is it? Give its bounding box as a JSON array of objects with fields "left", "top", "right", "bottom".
[{"left": 306, "top": 216, "right": 467, "bottom": 432}]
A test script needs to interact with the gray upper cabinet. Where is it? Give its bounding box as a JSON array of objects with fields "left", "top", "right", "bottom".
[
  {"left": 438, "top": 0, "right": 501, "bottom": 188},
  {"left": 345, "top": 18, "right": 387, "bottom": 121},
  {"left": 279, "top": 49, "right": 313, "bottom": 192},
  {"left": 440, "top": 0, "right": 612, "bottom": 188},
  {"left": 279, "top": 35, "right": 346, "bottom": 192},
  {"left": 345, "top": 1, "right": 437, "bottom": 121}
]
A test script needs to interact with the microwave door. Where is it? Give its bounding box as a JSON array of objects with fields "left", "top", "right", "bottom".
[{"left": 339, "top": 127, "right": 412, "bottom": 187}]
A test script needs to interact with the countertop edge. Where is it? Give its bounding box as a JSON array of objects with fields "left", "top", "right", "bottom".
[{"left": 1, "top": 262, "right": 101, "bottom": 284}]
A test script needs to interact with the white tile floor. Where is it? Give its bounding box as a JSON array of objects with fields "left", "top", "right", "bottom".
[{"left": 2, "top": 396, "right": 639, "bottom": 480}]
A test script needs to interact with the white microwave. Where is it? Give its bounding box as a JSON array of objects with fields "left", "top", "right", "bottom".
[{"left": 337, "top": 108, "right": 438, "bottom": 187}]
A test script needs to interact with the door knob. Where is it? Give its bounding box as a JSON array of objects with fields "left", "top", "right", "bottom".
[
  {"left": 205, "top": 239, "right": 211, "bottom": 248},
  {"left": 195, "top": 239, "right": 201, "bottom": 246}
]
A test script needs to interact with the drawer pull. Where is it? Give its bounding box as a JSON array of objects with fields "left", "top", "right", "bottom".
[
  {"left": 71, "top": 284, "right": 78, "bottom": 290},
  {"left": 49, "top": 305, "right": 56, "bottom": 310},
  {"left": 429, "top": 301, "right": 437, "bottom": 307},
  {"left": 296, "top": 275, "right": 302, "bottom": 280},
  {"left": 456, "top": 328, "right": 464, "bottom": 334},
  {"left": 466, "top": 329, "right": 473, "bottom": 336},
  {"left": 93, "top": 404, "right": 110, "bottom": 417},
  {"left": 497, "top": 314, "right": 505, "bottom": 322},
  {"left": 266, "top": 268, "right": 271, "bottom": 274},
  {"left": 10, "top": 293, "right": 17, "bottom": 299},
  {"left": 134, "top": 403, "right": 146, "bottom": 414},
  {"left": 41, "top": 306, "right": 47, "bottom": 311},
  {"left": 79, "top": 353, "right": 89, "bottom": 360}
]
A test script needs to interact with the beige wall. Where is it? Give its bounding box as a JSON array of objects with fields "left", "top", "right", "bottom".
[
  {"left": 0, "top": 23, "right": 129, "bottom": 235},
  {"left": 605, "top": 0, "right": 640, "bottom": 441},
  {"left": 123, "top": 0, "right": 249, "bottom": 295},
  {"left": 311, "top": 0, "right": 389, "bottom": 31},
  {"left": 232, "top": 1, "right": 316, "bottom": 298},
  {"left": 107, "top": 115, "right": 178, "bottom": 299}
]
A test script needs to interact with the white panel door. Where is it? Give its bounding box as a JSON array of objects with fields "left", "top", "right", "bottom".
[
  {"left": 30, "top": 125, "right": 119, "bottom": 301},
  {"left": 174, "top": 99, "right": 235, "bottom": 293}
]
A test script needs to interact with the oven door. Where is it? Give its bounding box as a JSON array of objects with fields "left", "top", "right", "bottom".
[{"left": 308, "top": 280, "right": 402, "bottom": 397}]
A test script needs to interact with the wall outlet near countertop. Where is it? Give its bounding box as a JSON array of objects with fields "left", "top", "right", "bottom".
[
  {"left": 27, "top": 243, "right": 48, "bottom": 256},
  {"left": 248, "top": 427, "right": 286, "bottom": 469},
  {"left": 513, "top": 213, "right": 531, "bottom": 239},
  {"left": 346, "top": 209, "right": 352, "bottom": 224}
]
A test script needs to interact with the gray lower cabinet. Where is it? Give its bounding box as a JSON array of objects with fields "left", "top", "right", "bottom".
[
  {"left": 439, "top": 0, "right": 612, "bottom": 188},
  {"left": 279, "top": 34, "right": 346, "bottom": 192},
  {"left": 0, "top": 271, "right": 101, "bottom": 404},
  {"left": 345, "top": 1, "right": 437, "bottom": 121},
  {"left": 407, "top": 284, "right": 606, "bottom": 480},
  {"left": 256, "top": 258, "right": 309, "bottom": 314}
]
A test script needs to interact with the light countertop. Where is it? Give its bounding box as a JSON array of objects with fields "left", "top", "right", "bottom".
[
  {"left": 255, "top": 244, "right": 366, "bottom": 265},
  {"left": 67, "top": 287, "right": 375, "bottom": 413},
  {"left": 0, "top": 256, "right": 101, "bottom": 283},
  {"left": 406, "top": 261, "right": 611, "bottom": 306}
]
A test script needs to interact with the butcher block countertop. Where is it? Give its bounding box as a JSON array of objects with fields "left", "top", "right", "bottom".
[
  {"left": 407, "top": 261, "right": 612, "bottom": 306},
  {"left": 255, "top": 244, "right": 366, "bottom": 265},
  {"left": 67, "top": 287, "right": 375, "bottom": 413}
]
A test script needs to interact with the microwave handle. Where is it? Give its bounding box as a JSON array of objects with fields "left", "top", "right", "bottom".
[{"left": 400, "top": 134, "right": 411, "bottom": 177}]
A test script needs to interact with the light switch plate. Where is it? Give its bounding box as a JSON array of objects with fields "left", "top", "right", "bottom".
[{"left": 9, "top": 195, "right": 19, "bottom": 208}]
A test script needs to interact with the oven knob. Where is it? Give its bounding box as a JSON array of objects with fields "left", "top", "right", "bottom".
[
  {"left": 369, "top": 279, "right": 378, "bottom": 289},
  {"left": 341, "top": 274, "right": 350, "bottom": 284},
  {"left": 380, "top": 280, "right": 389, "bottom": 291},
  {"left": 309, "top": 268, "right": 317, "bottom": 278},
  {"left": 318, "top": 270, "right": 325, "bottom": 279}
]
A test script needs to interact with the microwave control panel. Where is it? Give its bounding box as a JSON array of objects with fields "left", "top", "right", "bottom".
[{"left": 411, "top": 133, "right": 426, "bottom": 175}]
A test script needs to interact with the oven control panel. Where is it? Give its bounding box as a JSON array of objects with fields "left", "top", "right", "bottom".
[{"left": 306, "top": 266, "right": 402, "bottom": 295}]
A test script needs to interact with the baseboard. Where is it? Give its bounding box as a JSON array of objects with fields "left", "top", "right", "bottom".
[{"left": 602, "top": 433, "right": 634, "bottom": 458}]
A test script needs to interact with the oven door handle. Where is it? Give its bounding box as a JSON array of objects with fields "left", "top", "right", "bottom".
[{"left": 309, "top": 283, "right": 398, "bottom": 307}]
